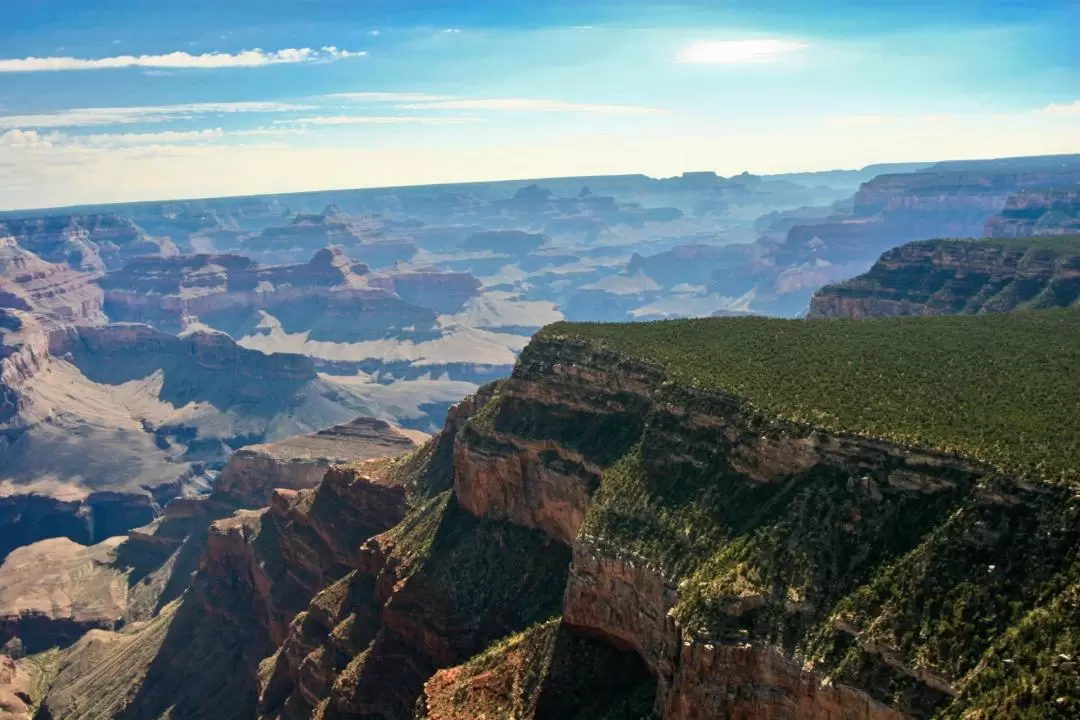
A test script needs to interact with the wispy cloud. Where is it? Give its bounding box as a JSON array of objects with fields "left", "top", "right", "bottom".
[
  {"left": 288, "top": 115, "right": 478, "bottom": 126},
  {"left": 0, "top": 101, "right": 313, "bottom": 129},
  {"left": 0, "top": 47, "right": 366, "bottom": 73},
  {"left": 825, "top": 114, "right": 960, "bottom": 128},
  {"left": 78, "top": 128, "right": 227, "bottom": 145},
  {"left": 1041, "top": 100, "right": 1080, "bottom": 116},
  {"left": 675, "top": 39, "right": 808, "bottom": 64},
  {"left": 397, "top": 98, "right": 665, "bottom": 115},
  {"left": 325, "top": 92, "right": 451, "bottom": 102},
  {"left": 1, "top": 126, "right": 302, "bottom": 151}
]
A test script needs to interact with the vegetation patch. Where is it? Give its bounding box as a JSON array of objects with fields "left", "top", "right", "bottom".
[{"left": 541, "top": 308, "right": 1080, "bottom": 483}]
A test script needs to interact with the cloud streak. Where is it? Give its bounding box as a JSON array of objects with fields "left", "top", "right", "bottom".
[
  {"left": 0, "top": 47, "right": 365, "bottom": 73},
  {"left": 397, "top": 98, "right": 665, "bottom": 115},
  {"left": 0, "top": 101, "right": 313, "bottom": 129},
  {"left": 325, "top": 92, "right": 452, "bottom": 102},
  {"left": 676, "top": 39, "right": 808, "bottom": 64},
  {"left": 289, "top": 115, "right": 479, "bottom": 126}
]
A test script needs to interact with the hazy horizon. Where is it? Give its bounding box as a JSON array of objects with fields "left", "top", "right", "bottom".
[{"left": 2, "top": 0, "right": 1078, "bottom": 210}]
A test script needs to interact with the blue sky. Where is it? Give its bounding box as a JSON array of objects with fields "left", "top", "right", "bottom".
[{"left": 1, "top": 0, "right": 1078, "bottom": 209}]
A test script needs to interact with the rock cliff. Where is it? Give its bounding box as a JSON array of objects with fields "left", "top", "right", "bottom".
[
  {"left": 41, "top": 310, "right": 1078, "bottom": 719},
  {"left": 983, "top": 188, "right": 1080, "bottom": 237},
  {"left": 0, "top": 213, "right": 175, "bottom": 273},
  {"left": 0, "top": 309, "right": 395, "bottom": 561},
  {"left": 100, "top": 248, "right": 478, "bottom": 338},
  {"left": 707, "top": 162, "right": 1080, "bottom": 316},
  {"left": 807, "top": 235, "right": 1080, "bottom": 318},
  {"left": 215, "top": 417, "right": 420, "bottom": 507},
  {"left": 0, "top": 236, "right": 105, "bottom": 325}
]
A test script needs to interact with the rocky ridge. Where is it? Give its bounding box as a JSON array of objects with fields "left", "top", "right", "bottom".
[
  {"left": 0, "top": 236, "right": 105, "bottom": 325},
  {"left": 807, "top": 235, "right": 1080, "bottom": 318},
  {"left": 0, "top": 309, "right": 402, "bottom": 560},
  {"left": 983, "top": 188, "right": 1080, "bottom": 237},
  {"left": 99, "top": 248, "right": 478, "bottom": 339},
  {"left": 0, "top": 213, "right": 175, "bottom": 273}
]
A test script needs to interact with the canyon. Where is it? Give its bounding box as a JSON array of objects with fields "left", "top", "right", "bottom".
[
  {"left": 17, "top": 306, "right": 1079, "bottom": 719},
  {"left": 1, "top": 156, "right": 1079, "bottom": 719}
]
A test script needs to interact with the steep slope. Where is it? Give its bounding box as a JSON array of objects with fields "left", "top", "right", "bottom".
[
  {"left": 0, "top": 416, "right": 420, "bottom": 658},
  {"left": 215, "top": 417, "right": 422, "bottom": 507},
  {"left": 0, "top": 214, "right": 175, "bottom": 273},
  {"left": 706, "top": 159, "right": 1080, "bottom": 316},
  {"left": 0, "top": 236, "right": 105, "bottom": 325},
  {"left": 0, "top": 310, "right": 398, "bottom": 560},
  {"left": 807, "top": 235, "right": 1080, "bottom": 319},
  {"left": 984, "top": 188, "right": 1080, "bottom": 237},
  {"left": 34, "top": 310, "right": 1080, "bottom": 720}
]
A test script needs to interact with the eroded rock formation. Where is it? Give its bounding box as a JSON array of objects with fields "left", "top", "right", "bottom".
[
  {"left": 0, "top": 236, "right": 105, "bottom": 325},
  {"left": 807, "top": 236, "right": 1080, "bottom": 318},
  {"left": 100, "top": 248, "right": 479, "bottom": 338},
  {"left": 984, "top": 188, "right": 1080, "bottom": 237}
]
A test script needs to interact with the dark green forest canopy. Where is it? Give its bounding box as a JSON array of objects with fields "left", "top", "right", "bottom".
[
  {"left": 540, "top": 308, "right": 1080, "bottom": 483},
  {"left": 930, "top": 233, "right": 1080, "bottom": 253}
]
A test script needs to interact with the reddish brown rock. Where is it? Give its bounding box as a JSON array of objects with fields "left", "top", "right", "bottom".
[{"left": 215, "top": 417, "right": 419, "bottom": 507}]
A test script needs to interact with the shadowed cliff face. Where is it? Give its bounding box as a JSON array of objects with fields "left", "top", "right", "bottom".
[
  {"left": 807, "top": 236, "right": 1080, "bottom": 319},
  {"left": 984, "top": 188, "right": 1080, "bottom": 238}
]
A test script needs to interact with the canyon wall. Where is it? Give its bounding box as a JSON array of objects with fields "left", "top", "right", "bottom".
[{"left": 807, "top": 236, "right": 1080, "bottom": 318}]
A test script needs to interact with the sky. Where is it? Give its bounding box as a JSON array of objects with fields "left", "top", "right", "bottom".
[{"left": 1, "top": 0, "right": 1078, "bottom": 210}]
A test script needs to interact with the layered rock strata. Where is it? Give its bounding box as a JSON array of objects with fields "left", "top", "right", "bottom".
[
  {"left": 983, "top": 188, "right": 1080, "bottom": 237},
  {"left": 100, "top": 248, "right": 478, "bottom": 337},
  {"left": 0, "top": 236, "right": 105, "bottom": 325},
  {"left": 807, "top": 236, "right": 1080, "bottom": 318}
]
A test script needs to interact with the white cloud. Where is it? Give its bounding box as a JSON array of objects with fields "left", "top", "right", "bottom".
[
  {"left": 325, "top": 92, "right": 451, "bottom": 102},
  {"left": 77, "top": 128, "right": 227, "bottom": 146},
  {"left": 0, "top": 126, "right": 302, "bottom": 151},
  {"left": 1041, "top": 100, "right": 1080, "bottom": 116},
  {"left": 0, "top": 101, "right": 313, "bottom": 129},
  {"left": 825, "top": 113, "right": 969, "bottom": 128},
  {"left": 441, "top": 28, "right": 462, "bottom": 34},
  {"left": 0, "top": 129, "right": 56, "bottom": 148},
  {"left": 288, "top": 115, "right": 478, "bottom": 126},
  {"left": 397, "top": 98, "right": 666, "bottom": 115},
  {"left": 0, "top": 47, "right": 366, "bottom": 73},
  {"left": 675, "top": 39, "right": 808, "bottom": 64}
]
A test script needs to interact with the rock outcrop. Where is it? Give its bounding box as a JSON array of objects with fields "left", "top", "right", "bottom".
[
  {"left": 0, "top": 309, "right": 395, "bottom": 561},
  {"left": 0, "top": 537, "right": 130, "bottom": 651},
  {"left": 215, "top": 417, "right": 420, "bottom": 507},
  {"left": 983, "top": 188, "right": 1080, "bottom": 237},
  {"left": 0, "top": 213, "right": 175, "bottom": 272},
  {"left": 100, "top": 248, "right": 478, "bottom": 338},
  {"left": 243, "top": 212, "right": 418, "bottom": 267},
  {"left": 807, "top": 235, "right": 1080, "bottom": 318},
  {"left": 0, "top": 236, "right": 105, "bottom": 325},
  {"left": 704, "top": 161, "right": 1080, "bottom": 316}
]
